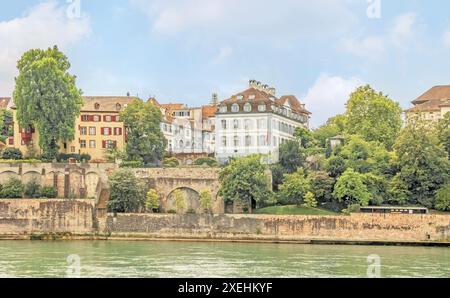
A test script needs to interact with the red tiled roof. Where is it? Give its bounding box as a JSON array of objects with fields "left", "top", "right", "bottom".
[
  {"left": 407, "top": 85, "right": 450, "bottom": 113},
  {"left": 202, "top": 105, "right": 217, "bottom": 118}
]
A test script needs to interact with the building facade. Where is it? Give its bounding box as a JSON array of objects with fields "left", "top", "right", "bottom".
[
  {"left": 406, "top": 85, "right": 450, "bottom": 121},
  {"left": 215, "top": 80, "right": 311, "bottom": 163},
  {"left": 7, "top": 96, "right": 136, "bottom": 161}
]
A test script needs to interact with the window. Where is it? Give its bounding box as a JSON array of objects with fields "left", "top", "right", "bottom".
[
  {"left": 89, "top": 127, "right": 96, "bottom": 136},
  {"left": 257, "top": 119, "right": 266, "bottom": 129},
  {"left": 249, "top": 94, "right": 256, "bottom": 100},
  {"left": 80, "top": 140, "right": 86, "bottom": 148},
  {"left": 221, "top": 120, "right": 227, "bottom": 130},
  {"left": 70, "top": 146, "right": 76, "bottom": 153},
  {"left": 105, "top": 116, "right": 112, "bottom": 122},
  {"left": 103, "top": 140, "right": 117, "bottom": 149},
  {"left": 258, "top": 135, "right": 266, "bottom": 146},
  {"left": 231, "top": 104, "right": 239, "bottom": 113},
  {"left": 81, "top": 115, "right": 89, "bottom": 122},
  {"left": 244, "top": 103, "right": 252, "bottom": 112},
  {"left": 245, "top": 135, "right": 252, "bottom": 147},
  {"left": 94, "top": 103, "right": 100, "bottom": 110},
  {"left": 244, "top": 119, "right": 252, "bottom": 130},
  {"left": 114, "top": 127, "right": 123, "bottom": 135},
  {"left": 93, "top": 115, "right": 101, "bottom": 122},
  {"left": 233, "top": 119, "right": 239, "bottom": 129},
  {"left": 103, "top": 127, "right": 111, "bottom": 136},
  {"left": 80, "top": 127, "right": 87, "bottom": 135},
  {"left": 234, "top": 136, "right": 239, "bottom": 147},
  {"left": 219, "top": 106, "right": 228, "bottom": 113},
  {"left": 89, "top": 140, "right": 96, "bottom": 148},
  {"left": 237, "top": 95, "right": 244, "bottom": 100},
  {"left": 221, "top": 136, "right": 227, "bottom": 147},
  {"left": 258, "top": 104, "right": 266, "bottom": 112},
  {"left": 116, "top": 103, "right": 122, "bottom": 111}
]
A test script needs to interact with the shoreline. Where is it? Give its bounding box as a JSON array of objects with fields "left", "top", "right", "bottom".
[{"left": 1, "top": 234, "right": 449, "bottom": 247}]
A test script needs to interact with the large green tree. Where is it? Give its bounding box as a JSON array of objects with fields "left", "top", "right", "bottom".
[
  {"left": 13, "top": 46, "right": 83, "bottom": 159},
  {"left": 392, "top": 117, "right": 450, "bottom": 207},
  {"left": 345, "top": 85, "right": 402, "bottom": 149},
  {"left": 107, "top": 169, "right": 145, "bottom": 213},
  {"left": 219, "top": 155, "right": 273, "bottom": 212},
  {"left": 121, "top": 99, "right": 167, "bottom": 164},
  {"left": 278, "top": 168, "right": 311, "bottom": 206},
  {"left": 437, "top": 113, "right": 450, "bottom": 159},
  {"left": 278, "top": 140, "right": 305, "bottom": 174},
  {"left": 333, "top": 168, "right": 371, "bottom": 207}
]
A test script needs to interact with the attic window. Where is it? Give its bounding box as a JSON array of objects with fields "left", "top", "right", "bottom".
[
  {"left": 237, "top": 95, "right": 244, "bottom": 100},
  {"left": 94, "top": 103, "right": 100, "bottom": 110},
  {"left": 249, "top": 94, "right": 256, "bottom": 100},
  {"left": 244, "top": 103, "right": 252, "bottom": 112},
  {"left": 116, "top": 103, "right": 122, "bottom": 111}
]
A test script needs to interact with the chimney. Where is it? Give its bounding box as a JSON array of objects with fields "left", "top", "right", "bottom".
[
  {"left": 249, "top": 79, "right": 257, "bottom": 88},
  {"left": 268, "top": 87, "right": 276, "bottom": 96}
]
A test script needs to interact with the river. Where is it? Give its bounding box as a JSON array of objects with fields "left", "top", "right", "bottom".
[{"left": 0, "top": 240, "right": 449, "bottom": 278}]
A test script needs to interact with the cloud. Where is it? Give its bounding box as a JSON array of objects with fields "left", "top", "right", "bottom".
[
  {"left": 0, "top": 0, "right": 90, "bottom": 94},
  {"left": 444, "top": 28, "right": 450, "bottom": 48},
  {"left": 302, "top": 74, "right": 364, "bottom": 128},
  {"left": 340, "top": 12, "right": 418, "bottom": 59}
]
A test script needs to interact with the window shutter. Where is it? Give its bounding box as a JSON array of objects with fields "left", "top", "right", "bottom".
[
  {"left": 114, "top": 141, "right": 117, "bottom": 148},
  {"left": 101, "top": 128, "right": 105, "bottom": 135},
  {"left": 119, "top": 128, "right": 122, "bottom": 135},
  {"left": 102, "top": 141, "right": 106, "bottom": 149}
]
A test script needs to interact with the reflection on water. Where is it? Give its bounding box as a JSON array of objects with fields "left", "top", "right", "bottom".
[{"left": 0, "top": 240, "right": 449, "bottom": 278}]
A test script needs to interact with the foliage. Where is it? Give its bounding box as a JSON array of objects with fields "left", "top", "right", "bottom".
[
  {"left": 199, "top": 189, "right": 213, "bottom": 212},
  {"left": 105, "top": 148, "right": 126, "bottom": 163},
  {"left": 278, "top": 140, "right": 305, "bottom": 174},
  {"left": 56, "top": 153, "right": 91, "bottom": 163},
  {"left": 437, "top": 113, "right": 450, "bottom": 159},
  {"left": 326, "top": 155, "right": 347, "bottom": 178},
  {"left": 121, "top": 100, "right": 167, "bottom": 165},
  {"left": 278, "top": 168, "right": 311, "bottom": 206},
  {"left": 344, "top": 85, "right": 402, "bottom": 149},
  {"left": 40, "top": 186, "right": 57, "bottom": 199},
  {"left": 254, "top": 205, "right": 336, "bottom": 216},
  {"left": 13, "top": 46, "right": 83, "bottom": 159},
  {"left": 120, "top": 160, "right": 144, "bottom": 168},
  {"left": 270, "top": 163, "right": 285, "bottom": 191},
  {"left": 107, "top": 169, "right": 145, "bottom": 213},
  {"left": 294, "top": 127, "right": 315, "bottom": 148},
  {"left": 1, "top": 148, "right": 23, "bottom": 160},
  {"left": 313, "top": 119, "right": 343, "bottom": 149},
  {"left": 308, "top": 171, "right": 335, "bottom": 203},
  {"left": 194, "top": 157, "right": 219, "bottom": 167},
  {"left": 333, "top": 168, "right": 371, "bottom": 207},
  {"left": 0, "top": 159, "right": 41, "bottom": 164},
  {"left": 219, "top": 155, "right": 274, "bottom": 208},
  {"left": 362, "top": 173, "right": 387, "bottom": 206},
  {"left": 24, "top": 179, "right": 42, "bottom": 198},
  {"left": 163, "top": 157, "right": 180, "bottom": 168},
  {"left": 393, "top": 117, "right": 450, "bottom": 207},
  {"left": 435, "top": 184, "right": 450, "bottom": 211},
  {"left": 172, "top": 189, "right": 187, "bottom": 214},
  {"left": 145, "top": 189, "right": 160, "bottom": 212},
  {"left": 303, "top": 192, "right": 318, "bottom": 208},
  {"left": 1, "top": 178, "right": 24, "bottom": 198}
]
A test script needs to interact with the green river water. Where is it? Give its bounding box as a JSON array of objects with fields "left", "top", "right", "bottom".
[{"left": 0, "top": 240, "right": 449, "bottom": 278}]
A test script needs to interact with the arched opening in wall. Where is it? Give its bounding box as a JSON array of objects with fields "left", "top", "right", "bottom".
[
  {"left": 224, "top": 200, "right": 234, "bottom": 214},
  {"left": 166, "top": 187, "right": 200, "bottom": 213},
  {"left": 0, "top": 171, "right": 19, "bottom": 184},
  {"left": 22, "top": 171, "right": 41, "bottom": 185}
]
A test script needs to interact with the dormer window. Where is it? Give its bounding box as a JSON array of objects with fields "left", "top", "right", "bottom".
[
  {"left": 244, "top": 103, "right": 252, "bottom": 112},
  {"left": 231, "top": 104, "right": 240, "bottom": 112},
  {"left": 116, "top": 103, "right": 122, "bottom": 111},
  {"left": 94, "top": 103, "right": 100, "bottom": 110},
  {"left": 258, "top": 104, "right": 266, "bottom": 112},
  {"left": 219, "top": 106, "right": 228, "bottom": 113},
  {"left": 237, "top": 95, "right": 244, "bottom": 100},
  {"left": 249, "top": 94, "right": 256, "bottom": 100}
]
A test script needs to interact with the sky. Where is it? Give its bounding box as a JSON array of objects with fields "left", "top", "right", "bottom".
[{"left": 1, "top": 0, "right": 450, "bottom": 128}]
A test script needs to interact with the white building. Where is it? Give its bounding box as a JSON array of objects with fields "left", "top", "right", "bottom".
[{"left": 215, "top": 80, "right": 311, "bottom": 163}]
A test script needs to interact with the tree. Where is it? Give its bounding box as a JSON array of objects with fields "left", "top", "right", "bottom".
[
  {"left": 308, "top": 171, "right": 335, "bottom": 203},
  {"left": 437, "top": 113, "right": 450, "bottom": 159},
  {"left": 313, "top": 116, "right": 343, "bottom": 148},
  {"left": 333, "top": 168, "right": 371, "bottom": 207},
  {"left": 172, "top": 189, "right": 187, "bottom": 214},
  {"left": 435, "top": 184, "right": 450, "bottom": 211},
  {"left": 145, "top": 189, "right": 160, "bottom": 212},
  {"left": 219, "top": 155, "right": 273, "bottom": 212},
  {"left": 199, "top": 189, "right": 213, "bottom": 213},
  {"left": 345, "top": 85, "right": 402, "bottom": 149},
  {"left": 363, "top": 173, "right": 387, "bottom": 206},
  {"left": 294, "top": 127, "right": 314, "bottom": 148},
  {"left": 13, "top": 46, "right": 83, "bottom": 159},
  {"left": 121, "top": 99, "right": 167, "bottom": 165},
  {"left": 327, "top": 155, "right": 347, "bottom": 178},
  {"left": 303, "top": 192, "right": 318, "bottom": 208},
  {"left": 393, "top": 117, "right": 450, "bottom": 207},
  {"left": 107, "top": 169, "right": 145, "bottom": 213},
  {"left": 278, "top": 168, "right": 310, "bottom": 206},
  {"left": 279, "top": 140, "right": 305, "bottom": 174}
]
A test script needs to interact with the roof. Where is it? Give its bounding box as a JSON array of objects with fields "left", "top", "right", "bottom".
[
  {"left": 159, "top": 103, "right": 186, "bottom": 110},
  {"left": 202, "top": 105, "right": 217, "bottom": 118},
  {"left": 218, "top": 87, "right": 311, "bottom": 116},
  {"left": 82, "top": 96, "right": 139, "bottom": 112},
  {"left": 0, "top": 97, "right": 11, "bottom": 109},
  {"left": 407, "top": 85, "right": 450, "bottom": 113}
]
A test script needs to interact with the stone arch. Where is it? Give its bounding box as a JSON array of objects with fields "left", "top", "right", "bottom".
[
  {"left": 68, "top": 170, "right": 83, "bottom": 198},
  {"left": 85, "top": 172, "right": 100, "bottom": 199},
  {"left": 0, "top": 171, "right": 19, "bottom": 184},
  {"left": 166, "top": 187, "right": 200, "bottom": 213},
  {"left": 22, "top": 171, "right": 42, "bottom": 184}
]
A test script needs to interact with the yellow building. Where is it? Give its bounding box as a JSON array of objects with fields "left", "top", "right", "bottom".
[
  {"left": 7, "top": 96, "right": 138, "bottom": 161},
  {"left": 406, "top": 85, "right": 450, "bottom": 121}
]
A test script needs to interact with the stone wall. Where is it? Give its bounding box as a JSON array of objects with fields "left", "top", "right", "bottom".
[
  {"left": 0, "top": 199, "right": 96, "bottom": 235},
  {"left": 103, "top": 213, "right": 450, "bottom": 244}
]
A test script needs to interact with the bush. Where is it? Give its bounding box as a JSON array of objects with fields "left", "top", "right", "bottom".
[
  {"left": 1, "top": 148, "right": 23, "bottom": 160},
  {"left": 56, "top": 153, "right": 91, "bottom": 163},
  {"left": 303, "top": 192, "right": 318, "bottom": 208},
  {"left": 1, "top": 178, "right": 24, "bottom": 198},
  {"left": 145, "top": 189, "right": 160, "bottom": 212},
  {"left": 435, "top": 184, "right": 450, "bottom": 211},
  {"left": 194, "top": 157, "right": 219, "bottom": 167},
  {"left": 24, "top": 179, "right": 42, "bottom": 198},
  {"left": 163, "top": 157, "right": 180, "bottom": 168},
  {"left": 186, "top": 208, "right": 196, "bottom": 214},
  {"left": 107, "top": 169, "right": 146, "bottom": 213},
  {"left": 167, "top": 209, "right": 177, "bottom": 214},
  {"left": 41, "top": 186, "right": 57, "bottom": 198},
  {"left": 120, "top": 160, "right": 144, "bottom": 168}
]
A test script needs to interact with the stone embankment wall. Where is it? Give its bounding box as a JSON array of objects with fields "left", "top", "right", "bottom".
[
  {"left": 104, "top": 213, "right": 450, "bottom": 244},
  {"left": 0, "top": 199, "right": 95, "bottom": 235}
]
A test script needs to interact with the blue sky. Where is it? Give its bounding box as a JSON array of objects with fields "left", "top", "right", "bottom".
[{"left": 1, "top": 0, "right": 450, "bottom": 127}]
